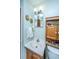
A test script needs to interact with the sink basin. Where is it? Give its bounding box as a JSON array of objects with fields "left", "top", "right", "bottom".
[
  {"left": 25, "top": 39, "right": 45, "bottom": 56},
  {"left": 31, "top": 39, "right": 44, "bottom": 50}
]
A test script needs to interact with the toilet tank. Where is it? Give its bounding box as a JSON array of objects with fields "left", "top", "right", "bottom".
[{"left": 47, "top": 46, "right": 59, "bottom": 59}]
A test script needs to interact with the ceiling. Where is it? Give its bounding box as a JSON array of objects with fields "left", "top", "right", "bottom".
[{"left": 28, "top": 0, "right": 46, "bottom": 8}]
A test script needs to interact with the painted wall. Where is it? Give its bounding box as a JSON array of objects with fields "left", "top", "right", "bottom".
[
  {"left": 44, "top": 0, "right": 59, "bottom": 17},
  {"left": 20, "top": 0, "right": 33, "bottom": 59},
  {"left": 32, "top": 0, "right": 59, "bottom": 17}
]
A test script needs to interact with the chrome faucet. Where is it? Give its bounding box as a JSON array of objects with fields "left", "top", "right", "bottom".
[{"left": 37, "top": 38, "right": 40, "bottom": 42}]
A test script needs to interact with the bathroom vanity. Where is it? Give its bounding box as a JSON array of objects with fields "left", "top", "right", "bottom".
[{"left": 25, "top": 39, "right": 45, "bottom": 59}]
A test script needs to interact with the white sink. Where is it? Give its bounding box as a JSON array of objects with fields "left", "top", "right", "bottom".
[{"left": 24, "top": 39, "right": 45, "bottom": 56}]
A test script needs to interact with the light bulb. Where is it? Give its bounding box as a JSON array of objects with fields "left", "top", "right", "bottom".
[
  {"left": 34, "top": 8, "right": 37, "bottom": 12},
  {"left": 39, "top": 6, "right": 44, "bottom": 11}
]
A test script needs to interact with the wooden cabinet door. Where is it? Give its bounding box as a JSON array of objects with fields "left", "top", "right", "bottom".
[
  {"left": 26, "top": 49, "right": 43, "bottom": 59},
  {"left": 46, "top": 25, "right": 58, "bottom": 40},
  {"left": 32, "top": 53, "right": 41, "bottom": 59},
  {"left": 27, "top": 49, "right": 32, "bottom": 59}
]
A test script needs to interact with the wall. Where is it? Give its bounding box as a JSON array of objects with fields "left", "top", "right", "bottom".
[
  {"left": 44, "top": 0, "right": 59, "bottom": 17},
  {"left": 20, "top": 0, "right": 33, "bottom": 59},
  {"left": 32, "top": 0, "right": 59, "bottom": 17}
]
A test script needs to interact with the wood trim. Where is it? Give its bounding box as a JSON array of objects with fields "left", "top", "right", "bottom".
[
  {"left": 46, "top": 16, "right": 59, "bottom": 19},
  {"left": 46, "top": 16, "right": 59, "bottom": 21}
]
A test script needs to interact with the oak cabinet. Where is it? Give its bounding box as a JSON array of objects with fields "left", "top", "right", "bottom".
[
  {"left": 32, "top": 53, "right": 41, "bottom": 59},
  {"left": 27, "top": 49, "right": 32, "bottom": 59},
  {"left": 26, "top": 48, "right": 43, "bottom": 59},
  {"left": 46, "top": 16, "right": 59, "bottom": 43},
  {"left": 46, "top": 25, "right": 58, "bottom": 40}
]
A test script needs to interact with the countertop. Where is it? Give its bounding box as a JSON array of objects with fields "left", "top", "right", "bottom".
[{"left": 24, "top": 39, "right": 45, "bottom": 56}]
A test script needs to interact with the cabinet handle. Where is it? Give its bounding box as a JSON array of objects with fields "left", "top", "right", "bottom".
[{"left": 55, "top": 32, "right": 57, "bottom": 34}]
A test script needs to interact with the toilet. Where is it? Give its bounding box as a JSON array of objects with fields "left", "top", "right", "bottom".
[{"left": 46, "top": 46, "right": 59, "bottom": 59}]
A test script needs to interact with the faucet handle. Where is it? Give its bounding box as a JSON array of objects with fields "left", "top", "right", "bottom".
[{"left": 37, "top": 39, "right": 40, "bottom": 42}]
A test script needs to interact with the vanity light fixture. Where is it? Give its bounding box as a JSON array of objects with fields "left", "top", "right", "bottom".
[{"left": 34, "top": 5, "right": 44, "bottom": 12}]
